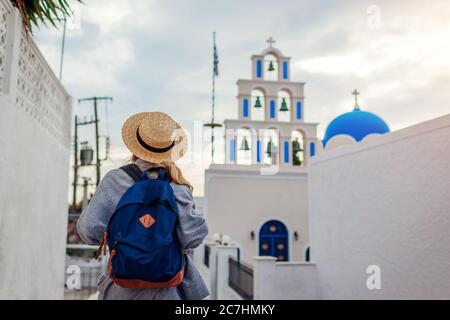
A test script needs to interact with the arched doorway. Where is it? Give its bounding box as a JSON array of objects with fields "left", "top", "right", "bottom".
[{"left": 259, "top": 220, "right": 289, "bottom": 261}]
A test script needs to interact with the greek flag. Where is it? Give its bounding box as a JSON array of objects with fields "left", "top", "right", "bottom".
[{"left": 213, "top": 40, "right": 219, "bottom": 77}]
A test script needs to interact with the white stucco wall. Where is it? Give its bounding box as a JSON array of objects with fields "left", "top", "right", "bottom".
[
  {"left": 205, "top": 167, "right": 310, "bottom": 264},
  {"left": 253, "top": 256, "right": 317, "bottom": 299},
  {"left": 0, "top": 1, "right": 72, "bottom": 299},
  {"left": 309, "top": 114, "right": 450, "bottom": 299}
]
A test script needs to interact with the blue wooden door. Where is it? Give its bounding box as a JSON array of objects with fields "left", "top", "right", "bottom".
[{"left": 259, "top": 220, "right": 289, "bottom": 261}]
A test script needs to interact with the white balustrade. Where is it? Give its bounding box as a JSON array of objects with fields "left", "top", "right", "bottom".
[{"left": 0, "top": 0, "right": 72, "bottom": 148}]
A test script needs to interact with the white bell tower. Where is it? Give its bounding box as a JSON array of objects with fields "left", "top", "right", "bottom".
[
  {"left": 223, "top": 37, "right": 320, "bottom": 171},
  {"left": 205, "top": 39, "right": 318, "bottom": 264}
]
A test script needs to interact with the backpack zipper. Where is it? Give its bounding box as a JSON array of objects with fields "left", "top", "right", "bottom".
[
  {"left": 113, "top": 239, "right": 151, "bottom": 252},
  {"left": 114, "top": 237, "right": 171, "bottom": 253}
]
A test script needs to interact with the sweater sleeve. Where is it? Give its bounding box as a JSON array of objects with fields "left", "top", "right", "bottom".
[
  {"left": 171, "top": 184, "right": 208, "bottom": 250},
  {"left": 76, "top": 169, "right": 134, "bottom": 245}
]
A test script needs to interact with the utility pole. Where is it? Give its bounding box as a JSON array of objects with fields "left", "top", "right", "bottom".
[
  {"left": 72, "top": 115, "right": 78, "bottom": 208},
  {"left": 93, "top": 98, "right": 100, "bottom": 185},
  {"left": 78, "top": 97, "right": 113, "bottom": 186},
  {"left": 72, "top": 115, "right": 97, "bottom": 209},
  {"left": 71, "top": 97, "right": 112, "bottom": 210}
]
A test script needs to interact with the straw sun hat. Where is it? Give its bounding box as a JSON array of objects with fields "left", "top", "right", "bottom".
[{"left": 122, "top": 112, "right": 188, "bottom": 164}]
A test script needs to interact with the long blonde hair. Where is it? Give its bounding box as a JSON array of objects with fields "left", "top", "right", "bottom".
[{"left": 131, "top": 155, "right": 193, "bottom": 190}]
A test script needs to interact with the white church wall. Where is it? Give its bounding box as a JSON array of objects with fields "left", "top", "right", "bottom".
[
  {"left": 0, "top": 1, "right": 72, "bottom": 299},
  {"left": 324, "top": 134, "right": 355, "bottom": 151},
  {"left": 205, "top": 168, "right": 310, "bottom": 264},
  {"left": 253, "top": 256, "right": 318, "bottom": 299},
  {"left": 309, "top": 114, "right": 450, "bottom": 299}
]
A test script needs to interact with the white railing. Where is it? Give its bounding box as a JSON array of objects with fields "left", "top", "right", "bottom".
[
  {"left": 0, "top": 0, "right": 72, "bottom": 148},
  {"left": 206, "top": 243, "right": 244, "bottom": 300}
]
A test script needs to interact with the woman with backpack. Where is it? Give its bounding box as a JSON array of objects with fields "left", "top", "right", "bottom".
[{"left": 77, "top": 111, "right": 209, "bottom": 300}]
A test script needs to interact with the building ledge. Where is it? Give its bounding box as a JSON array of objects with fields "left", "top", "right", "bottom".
[{"left": 206, "top": 164, "right": 309, "bottom": 177}]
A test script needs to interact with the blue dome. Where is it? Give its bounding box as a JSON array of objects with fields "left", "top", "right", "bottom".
[{"left": 323, "top": 107, "right": 390, "bottom": 146}]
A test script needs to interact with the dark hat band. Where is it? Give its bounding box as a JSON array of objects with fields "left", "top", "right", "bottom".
[{"left": 136, "top": 126, "right": 175, "bottom": 153}]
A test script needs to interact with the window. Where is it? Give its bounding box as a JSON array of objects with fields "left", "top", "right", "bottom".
[
  {"left": 310, "top": 142, "right": 316, "bottom": 157},
  {"left": 270, "top": 100, "right": 276, "bottom": 119},
  {"left": 284, "top": 141, "right": 289, "bottom": 163},
  {"left": 256, "top": 60, "right": 262, "bottom": 78},
  {"left": 296, "top": 101, "right": 302, "bottom": 120},
  {"left": 282, "top": 61, "right": 288, "bottom": 79},
  {"left": 229, "top": 139, "right": 236, "bottom": 162},
  {"left": 243, "top": 98, "right": 249, "bottom": 118},
  {"left": 256, "top": 140, "right": 262, "bottom": 163}
]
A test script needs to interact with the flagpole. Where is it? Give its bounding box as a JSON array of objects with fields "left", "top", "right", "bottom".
[
  {"left": 211, "top": 32, "right": 216, "bottom": 163},
  {"left": 205, "top": 31, "right": 222, "bottom": 164}
]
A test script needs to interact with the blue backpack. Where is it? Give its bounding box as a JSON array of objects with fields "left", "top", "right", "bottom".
[{"left": 96, "top": 164, "right": 185, "bottom": 288}]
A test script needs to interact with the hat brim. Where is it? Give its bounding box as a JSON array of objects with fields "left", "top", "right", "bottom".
[{"left": 122, "top": 112, "right": 188, "bottom": 164}]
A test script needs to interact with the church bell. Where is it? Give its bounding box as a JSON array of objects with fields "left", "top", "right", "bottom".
[
  {"left": 254, "top": 96, "right": 262, "bottom": 108},
  {"left": 268, "top": 61, "right": 275, "bottom": 71},
  {"left": 266, "top": 138, "right": 274, "bottom": 157},
  {"left": 240, "top": 136, "right": 250, "bottom": 151},
  {"left": 292, "top": 138, "right": 303, "bottom": 153},
  {"left": 279, "top": 97, "right": 288, "bottom": 112}
]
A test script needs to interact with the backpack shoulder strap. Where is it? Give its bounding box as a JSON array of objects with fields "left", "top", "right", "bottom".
[
  {"left": 120, "top": 163, "right": 142, "bottom": 181},
  {"left": 147, "top": 167, "right": 171, "bottom": 182},
  {"left": 157, "top": 168, "right": 171, "bottom": 181}
]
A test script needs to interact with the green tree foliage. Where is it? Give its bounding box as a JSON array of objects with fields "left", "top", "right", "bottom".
[{"left": 10, "top": 0, "right": 83, "bottom": 33}]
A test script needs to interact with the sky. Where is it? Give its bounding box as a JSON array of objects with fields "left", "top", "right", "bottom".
[{"left": 33, "top": 0, "right": 450, "bottom": 198}]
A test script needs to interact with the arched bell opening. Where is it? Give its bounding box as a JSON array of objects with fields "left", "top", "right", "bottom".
[
  {"left": 277, "top": 90, "right": 291, "bottom": 122},
  {"left": 291, "top": 130, "right": 305, "bottom": 167},
  {"left": 263, "top": 53, "right": 278, "bottom": 81},
  {"left": 251, "top": 88, "right": 265, "bottom": 121},
  {"left": 262, "top": 128, "right": 279, "bottom": 166},
  {"left": 236, "top": 128, "right": 252, "bottom": 165}
]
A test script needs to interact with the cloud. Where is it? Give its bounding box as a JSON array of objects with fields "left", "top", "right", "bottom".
[{"left": 33, "top": 0, "right": 450, "bottom": 199}]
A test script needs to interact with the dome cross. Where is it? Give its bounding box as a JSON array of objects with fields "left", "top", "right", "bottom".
[
  {"left": 352, "top": 89, "right": 360, "bottom": 110},
  {"left": 266, "top": 36, "right": 276, "bottom": 48}
]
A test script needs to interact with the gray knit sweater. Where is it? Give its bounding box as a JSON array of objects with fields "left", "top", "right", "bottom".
[{"left": 76, "top": 160, "right": 209, "bottom": 300}]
